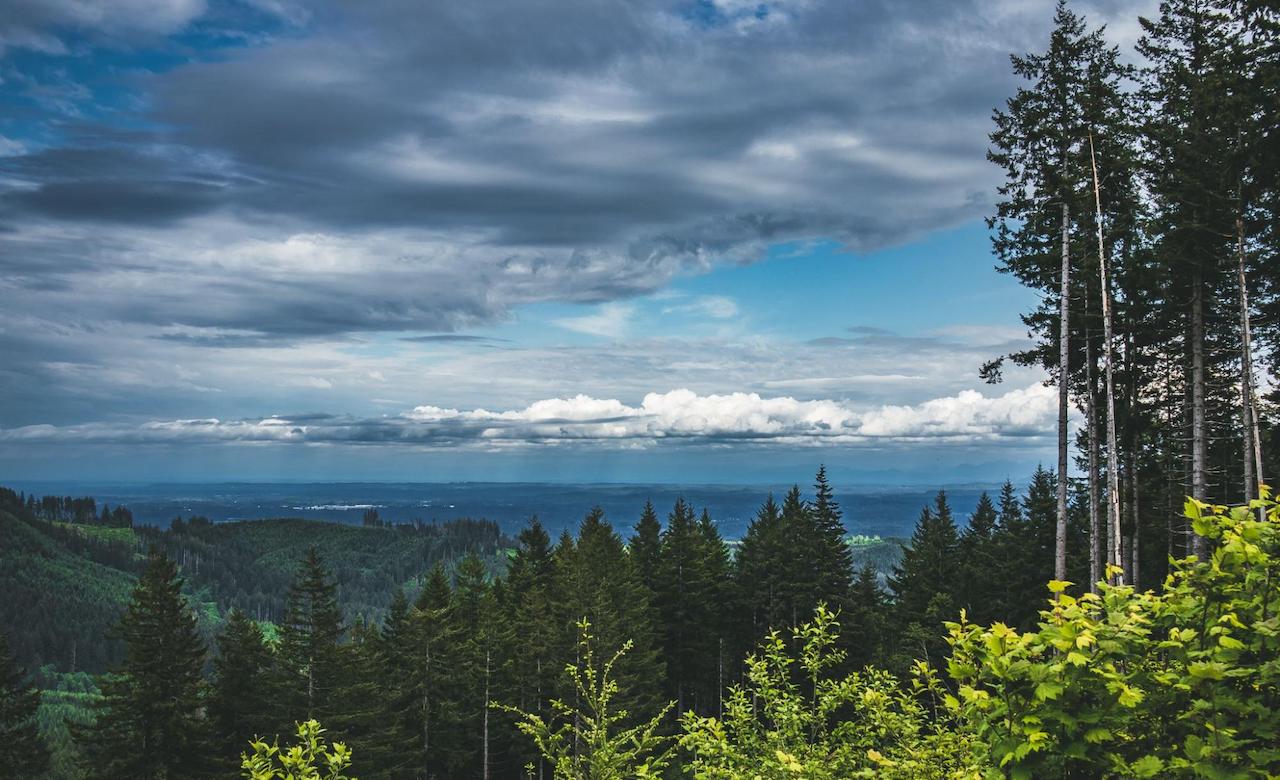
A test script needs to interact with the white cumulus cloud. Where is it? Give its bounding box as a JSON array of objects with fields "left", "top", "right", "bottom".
[{"left": 1, "top": 383, "right": 1059, "bottom": 448}]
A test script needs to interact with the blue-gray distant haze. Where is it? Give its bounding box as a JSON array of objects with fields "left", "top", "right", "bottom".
[
  {"left": 0, "top": 0, "right": 1155, "bottom": 483},
  {"left": 4, "top": 481, "right": 999, "bottom": 540}
]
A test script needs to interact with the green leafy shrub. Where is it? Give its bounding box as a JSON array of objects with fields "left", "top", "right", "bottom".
[
  {"left": 242, "top": 719, "right": 354, "bottom": 780},
  {"left": 501, "top": 619, "right": 674, "bottom": 779},
  {"left": 946, "top": 492, "right": 1280, "bottom": 778},
  {"left": 680, "top": 604, "right": 983, "bottom": 779}
]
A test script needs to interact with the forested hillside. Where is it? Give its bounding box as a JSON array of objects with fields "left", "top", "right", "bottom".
[
  {"left": 0, "top": 487, "right": 512, "bottom": 676},
  {"left": 0, "top": 467, "right": 1096, "bottom": 779}
]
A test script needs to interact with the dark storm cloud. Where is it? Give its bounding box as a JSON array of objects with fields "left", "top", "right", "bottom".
[{"left": 0, "top": 0, "right": 1152, "bottom": 431}]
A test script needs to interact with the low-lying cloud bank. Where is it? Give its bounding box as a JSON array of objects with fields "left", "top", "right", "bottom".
[{"left": 0, "top": 384, "right": 1057, "bottom": 448}]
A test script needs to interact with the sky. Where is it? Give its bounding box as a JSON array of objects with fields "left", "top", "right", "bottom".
[{"left": 0, "top": 0, "right": 1155, "bottom": 484}]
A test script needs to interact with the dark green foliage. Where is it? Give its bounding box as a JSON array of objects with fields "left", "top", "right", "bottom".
[
  {"left": 0, "top": 631, "right": 50, "bottom": 775},
  {"left": 209, "top": 611, "right": 278, "bottom": 772},
  {"left": 554, "top": 507, "right": 666, "bottom": 728},
  {"left": 653, "top": 499, "right": 730, "bottom": 716},
  {"left": 732, "top": 494, "right": 786, "bottom": 656},
  {"left": 889, "top": 491, "right": 961, "bottom": 669},
  {"left": 957, "top": 492, "right": 1002, "bottom": 625},
  {"left": 628, "top": 501, "right": 662, "bottom": 595},
  {"left": 501, "top": 521, "right": 559, "bottom": 777},
  {"left": 844, "top": 564, "right": 887, "bottom": 670},
  {"left": 810, "top": 466, "right": 856, "bottom": 608},
  {"left": 76, "top": 552, "right": 210, "bottom": 780},
  {"left": 277, "top": 548, "right": 345, "bottom": 728},
  {"left": 152, "top": 515, "right": 507, "bottom": 629}
]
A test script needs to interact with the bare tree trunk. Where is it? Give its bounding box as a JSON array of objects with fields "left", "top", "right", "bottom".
[
  {"left": 1236, "top": 214, "right": 1264, "bottom": 519},
  {"left": 1056, "top": 199, "right": 1071, "bottom": 583},
  {"left": 1129, "top": 466, "right": 1141, "bottom": 588},
  {"left": 1191, "top": 269, "right": 1208, "bottom": 558},
  {"left": 483, "top": 647, "right": 491, "bottom": 780},
  {"left": 1089, "top": 133, "right": 1123, "bottom": 584},
  {"left": 422, "top": 645, "right": 432, "bottom": 777},
  {"left": 1086, "top": 333, "right": 1103, "bottom": 590},
  {"left": 537, "top": 658, "right": 544, "bottom": 780}
]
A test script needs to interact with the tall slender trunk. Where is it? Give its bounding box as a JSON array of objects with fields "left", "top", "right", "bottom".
[
  {"left": 482, "top": 648, "right": 491, "bottom": 780},
  {"left": 1191, "top": 268, "right": 1207, "bottom": 558},
  {"left": 1056, "top": 199, "right": 1071, "bottom": 583},
  {"left": 1086, "top": 332, "right": 1103, "bottom": 590},
  {"left": 422, "top": 645, "right": 431, "bottom": 777},
  {"left": 1129, "top": 465, "right": 1141, "bottom": 588},
  {"left": 1089, "top": 133, "right": 1122, "bottom": 584},
  {"left": 537, "top": 658, "right": 544, "bottom": 780},
  {"left": 1236, "top": 214, "right": 1264, "bottom": 518}
]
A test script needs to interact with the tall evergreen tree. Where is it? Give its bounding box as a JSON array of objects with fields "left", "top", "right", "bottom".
[
  {"left": 732, "top": 495, "right": 786, "bottom": 661},
  {"left": 77, "top": 552, "right": 210, "bottom": 779},
  {"left": 0, "top": 631, "right": 48, "bottom": 775},
  {"left": 1138, "top": 0, "right": 1267, "bottom": 551},
  {"left": 554, "top": 507, "right": 666, "bottom": 728},
  {"left": 1004, "top": 467, "right": 1062, "bottom": 628},
  {"left": 957, "top": 492, "right": 1002, "bottom": 625},
  {"left": 502, "top": 520, "right": 559, "bottom": 779},
  {"left": 629, "top": 501, "right": 663, "bottom": 597},
  {"left": 843, "top": 565, "right": 887, "bottom": 670},
  {"left": 654, "top": 500, "right": 729, "bottom": 716},
  {"left": 404, "top": 564, "right": 455, "bottom": 779},
  {"left": 810, "top": 466, "right": 856, "bottom": 612},
  {"left": 888, "top": 491, "right": 961, "bottom": 669},
  {"left": 276, "top": 547, "right": 344, "bottom": 731},
  {"left": 368, "top": 588, "right": 419, "bottom": 780},
  {"left": 209, "top": 610, "right": 276, "bottom": 771},
  {"left": 989, "top": 0, "right": 1122, "bottom": 582}
]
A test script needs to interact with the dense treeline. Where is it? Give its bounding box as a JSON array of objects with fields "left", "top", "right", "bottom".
[
  {"left": 0, "top": 488, "right": 136, "bottom": 528},
  {"left": 7, "top": 491, "right": 1277, "bottom": 777},
  {"left": 1, "top": 465, "right": 1119, "bottom": 779},
  {"left": 985, "top": 0, "right": 1279, "bottom": 589}
]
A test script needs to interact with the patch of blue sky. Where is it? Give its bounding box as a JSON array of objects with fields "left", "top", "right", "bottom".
[
  {"left": 444, "top": 221, "right": 1032, "bottom": 349},
  {"left": 669, "top": 221, "right": 1035, "bottom": 342},
  {"left": 0, "top": 3, "right": 298, "bottom": 150}
]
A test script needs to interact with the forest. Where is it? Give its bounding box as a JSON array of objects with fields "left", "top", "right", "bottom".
[
  {"left": 2, "top": 0, "right": 1279, "bottom": 776},
  {"left": 2, "top": 472, "right": 1277, "bottom": 778}
]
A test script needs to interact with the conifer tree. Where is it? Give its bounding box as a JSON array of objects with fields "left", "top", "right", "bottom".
[
  {"left": 732, "top": 495, "right": 786, "bottom": 661},
  {"left": 436, "top": 554, "right": 491, "bottom": 777},
  {"left": 778, "top": 485, "right": 815, "bottom": 629},
  {"left": 367, "top": 589, "right": 418, "bottom": 779},
  {"left": 809, "top": 467, "right": 857, "bottom": 631},
  {"left": 78, "top": 552, "right": 210, "bottom": 779},
  {"left": 888, "top": 491, "right": 960, "bottom": 669},
  {"left": 0, "top": 631, "right": 48, "bottom": 775},
  {"left": 957, "top": 492, "right": 1002, "bottom": 625},
  {"left": 843, "top": 564, "right": 887, "bottom": 670},
  {"left": 404, "top": 564, "right": 455, "bottom": 778},
  {"left": 1007, "top": 467, "right": 1061, "bottom": 628},
  {"left": 555, "top": 507, "right": 665, "bottom": 728},
  {"left": 628, "top": 501, "right": 663, "bottom": 596},
  {"left": 654, "top": 500, "right": 729, "bottom": 716},
  {"left": 339, "top": 618, "right": 398, "bottom": 777},
  {"left": 1138, "top": 0, "right": 1264, "bottom": 551},
  {"left": 209, "top": 610, "right": 277, "bottom": 771},
  {"left": 503, "top": 520, "right": 559, "bottom": 779},
  {"left": 989, "top": 1, "right": 1120, "bottom": 582},
  {"left": 277, "top": 548, "right": 345, "bottom": 731}
]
